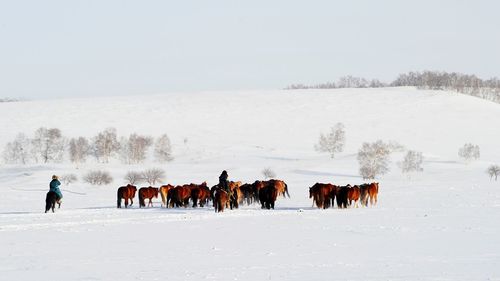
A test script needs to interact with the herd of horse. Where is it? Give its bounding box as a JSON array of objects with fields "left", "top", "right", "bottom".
[
  {"left": 117, "top": 179, "right": 290, "bottom": 212},
  {"left": 309, "top": 182, "right": 379, "bottom": 209},
  {"left": 116, "top": 179, "right": 380, "bottom": 212}
]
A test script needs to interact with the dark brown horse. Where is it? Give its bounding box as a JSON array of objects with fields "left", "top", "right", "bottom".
[
  {"left": 309, "top": 183, "right": 336, "bottom": 209},
  {"left": 117, "top": 184, "right": 137, "bottom": 208},
  {"left": 214, "top": 189, "right": 229, "bottom": 213},
  {"left": 239, "top": 183, "right": 256, "bottom": 205},
  {"left": 359, "top": 184, "right": 370, "bottom": 207},
  {"left": 139, "top": 187, "right": 159, "bottom": 208},
  {"left": 335, "top": 185, "right": 349, "bottom": 209},
  {"left": 258, "top": 183, "right": 279, "bottom": 209},
  {"left": 45, "top": 191, "right": 61, "bottom": 213}
]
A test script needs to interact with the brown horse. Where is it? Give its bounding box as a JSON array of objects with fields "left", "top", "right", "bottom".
[
  {"left": 159, "top": 184, "right": 175, "bottom": 208},
  {"left": 367, "top": 182, "right": 379, "bottom": 206},
  {"left": 225, "top": 181, "right": 242, "bottom": 209},
  {"left": 251, "top": 180, "right": 266, "bottom": 203},
  {"left": 117, "top": 184, "right": 137, "bottom": 208},
  {"left": 228, "top": 181, "right": 242, "bottom": 191},
  {"left": 139, "top": 187, "right": 159, "bottom": 208},
  {"left": 269, "top": 179, "right": 290, "bottom": 198},
  {"left": 214, "top": 189, "right": 229, "bottom": 213},
  {"left": 258, "top": 183, "right": 279, "bottom": 209},
  {"left": 347, "top": 185, "right": 361, "bottom": 208},
  {"left": 309, "top": 183, "right": 336, "bottom": 209},
  {"left": 188, "top": 182, "right": 210, "bottom": 207},
  {"left": 169, "top": 185, "right": 191, "bottom": 208},
  {"left": 197, "top": 185, "right": 212, "bottom": 207}
]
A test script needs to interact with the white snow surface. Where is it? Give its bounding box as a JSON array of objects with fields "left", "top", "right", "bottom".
[{"left": 1, "top": 87, "right": 499, "bottom": 280}]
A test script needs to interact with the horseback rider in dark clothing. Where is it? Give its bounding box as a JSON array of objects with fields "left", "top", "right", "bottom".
[
  {"left": 219, "top": 170, "right": 233, "bottom": 199},
  {"left": 49, "top": 175, "right": 63, "bottom": 201}
]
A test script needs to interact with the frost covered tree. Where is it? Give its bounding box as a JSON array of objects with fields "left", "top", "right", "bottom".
[
  {"left": 69, "top": 137, "right": 90, "bottom": 166},
  {"left": 315, "top": 123, "right": 345, "bottom": 158},
  {"left": 154, "top": 134, "right": 174, "bottom": 163},
  {"left": 124, "top": 171, "right": 143, "bottom": 185},
  {"left": 2, "top": 133, "right": 31, "bottom": 164},
  {"left": 60, "top": 174, "right": 78, "bottom": 185},
  {"left": 142, "top": 168, "right": 166, "bottom": 185},
  {"left": 120, "top": 133, "right": 153, "bottom": 164},
  {"left": 92, "top": 128, "right": 120, "bottom": 163},
  {"left": 31, "top": 127, "right": 66, "bottom": 163},
  {"left": 357, "top": 140, "right": 391, "bottom": 180},
  {"left": 487, "top": 164, "right": 500, "bottom": 181},
  {"left": 458, "top": 143, "right": 480, "bottom": 163},
  {"left": 400, "top": 150, "right": 424, "bottom": 174},
  {"left": 262, "top": 168, "right": 276, "bottom": 179},
  {"left": 83, "top": 170, "right": 113, "bottom": 185}
]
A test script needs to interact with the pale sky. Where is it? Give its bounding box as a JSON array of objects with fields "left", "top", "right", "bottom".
[{"left": 1, "top": 0, "right": 499, "bottom": 99}]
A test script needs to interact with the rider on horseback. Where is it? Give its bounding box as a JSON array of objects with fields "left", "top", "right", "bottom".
[
  {"left": 49, "top": 175, "right": 63, "bottom": 201},
  {"left": 219, "top": 170, "right": 232, "bottom": 199}
]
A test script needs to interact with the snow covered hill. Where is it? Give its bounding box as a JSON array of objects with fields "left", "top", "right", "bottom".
[{"left": 1, "top": 87, "right": 499, "bottom": 281}]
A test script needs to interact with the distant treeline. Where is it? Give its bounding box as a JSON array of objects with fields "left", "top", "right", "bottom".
[
  {"left": 0, "top": 98, "right": 20, "bottom": 103},
  {"left": 2, "top": 127, "right": 174, "bottom": 166},
  {"left": 286, "top": 71, "right": 500, "bottom": 103}
]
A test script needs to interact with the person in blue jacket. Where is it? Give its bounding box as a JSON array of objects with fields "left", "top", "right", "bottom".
[{"left": 49, "top": 175, "right": 63, "bottom": 201}]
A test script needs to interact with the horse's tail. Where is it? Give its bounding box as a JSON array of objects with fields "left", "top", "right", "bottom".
[
  {"left": 284, "top": 183, "right": 290, "bottom": 198},
  {"left": 117, "top": 188, "right": 122, "bottom": 208},
  {"left": 139, "top": 192, "right": 145, "bottom": 208},
  {"left": 45, "top": 192, "right": 52, "bottom": 213}
]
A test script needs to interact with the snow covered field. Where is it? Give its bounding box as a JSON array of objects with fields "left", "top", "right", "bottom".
[{"left": 1, "top": 87, "right": 499, "bottom": 280}]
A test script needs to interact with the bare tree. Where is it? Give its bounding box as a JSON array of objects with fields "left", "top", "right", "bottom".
[
  {"left": 2, "top": 133, "right": 31, "bottom": 164},
  {"left": 124, "top": 171, "right": 144, "bottom": 185},
  {"left": 154, "top": 134, "right": 174, "bottom": 163},
  {"left": 60, "top": 174, "right": 78, "bottom": 185},
  {"left": 120, "top": 133, "right": 153, "bottom": 164},
  {"left": 69, "top": 137, "right": 90, "bottom": 166},
  {"left": 400, "top": 150, "right": 424, "bottom": 174},
  {"left": 83, "top": 170, "right": 113, "bottom": 185},
  {"left": 142, "top": 168, "right": 166, "bottom": 185},
  {"left": 31, "top": 127, "right": 66, "bottom": 163},
  {"left": 458, "top": 143, "right": 480, "bottom": 163},
  {"left": 262, "top": 168, "right": 276, "bottom": 179},
  {"left": 357, "top": 140, "right": 391, "bottom": 180},
  {"left": 315, "top": 123, "right": 345, "bottom": 158},
  {"left": 92, "top": 128, "right": 120, "bottom": 163},
  {"left": 487, "top": 164, "right": 500, "bottom": 181}
]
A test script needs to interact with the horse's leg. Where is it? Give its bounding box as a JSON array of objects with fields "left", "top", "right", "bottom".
[{"left": 125, "top": 198, "right": 129, "bottom": 208}]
